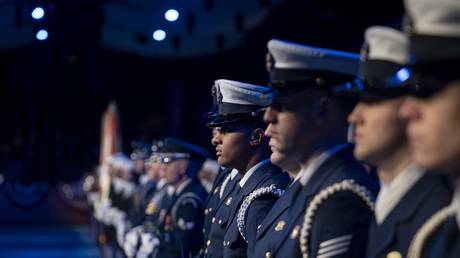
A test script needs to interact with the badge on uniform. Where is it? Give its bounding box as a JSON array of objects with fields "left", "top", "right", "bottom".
[
  {"left": 145, "top": 202, "right": 156, "bottom": 215},
  {"left": 290, "top": 225, "right": 300, "bottom": 239},
  {"left": 275, "top": 220, "right": 285, "bottom": 232}
]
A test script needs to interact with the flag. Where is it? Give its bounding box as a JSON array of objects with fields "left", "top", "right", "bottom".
[{"left": 99, "top": 101, "right": 122, "bottom": 199}]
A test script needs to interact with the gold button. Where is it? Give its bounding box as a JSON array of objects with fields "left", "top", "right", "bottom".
[
  {"left": 226, "top": 197, "right": 233, "bottom": 206},
  {"left": 223, "top": 241, "right": 226, "bottom": 246},
  {"left": 204, "top": 209, "right": 209, "bottom": 215},
  {"left": 212, "top": 217, "right": 216, "bottom": 223},
  {"left": 207, "top": 240, "right": 211, "bottom": 246},
  {"left": 145, "top": 202, "right": 156, "bottom": 215},
  {"left": 205, "top": 248, "right": 208, "bottom": 254},
  {"left": 209, "top": 207, "right": 213, "bottom": 212},
  {"left": 387, "top": 251, "right": 402, "bottom": 258},
  {"left": 275, "top": 220, "right": 286, "bottom": 232},
  {"left": 265, "top": 251, "right": 271, "bottom": 258},
  {"left": 218, "top": 220, "right": 223, "bottom": 225}
]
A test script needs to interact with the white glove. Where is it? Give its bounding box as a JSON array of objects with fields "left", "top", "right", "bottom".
[
  {"left": 94, "top": 199, "right": 111, "bottom": 221},
  {"left": 123, "top": 226, "right": 143, "bottom": 258},
  {"left": 87, "top": 192, "right": 99, "bottom": 206},
  {"left": 102, "top": 206, "right": 117, "bottom": 225},
  {"left": 136, "top": 233, "right": 159, "bottom": 258},
  {"left": 116, "top": 216, "right": 127, "bottom": 247}
]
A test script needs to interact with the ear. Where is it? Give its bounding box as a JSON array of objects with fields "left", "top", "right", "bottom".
[
  {"left": 178, "top": 159, "right": 189, "bottom": 176},
  {"left": 250, "top": 128, "right": 265, "bottom": 147}
]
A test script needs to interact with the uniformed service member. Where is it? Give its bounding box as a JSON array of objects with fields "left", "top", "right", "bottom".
[
  {"left": 122, "top": 142, "right": 154, "bottom": 240},
  {"left": 252, "top": 39, "right": 379, "bottom": 258},
  {"left": 128, "top": 140, "right": 165, "bottom": 228},
  {"left": 143, "top": 137, "right": 209, "bottom": 258},
  {"left": 200, "top": 159, "right": 237, "bottom": 257},
  {"left": 96, "top": 153, "right": 136, "bottom": 258},
  {"left": 204, "top": 79, "right": 290, "bottom": 258},
  {"left": 344, "top": 26, "right": 452, "bottom": 258},
  {"left": 130, "top": 141, "right": 152, "bottom": 185},
  {"left": 396, "top": 0, "right": 460, "bottom": 257},
  {"left": 123, "top": 141, "right": 172, "bottom": 258}
]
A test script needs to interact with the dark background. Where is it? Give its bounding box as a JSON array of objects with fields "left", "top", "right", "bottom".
[{"left": 0, "top": 0, "right": 403, "bottom": 224}]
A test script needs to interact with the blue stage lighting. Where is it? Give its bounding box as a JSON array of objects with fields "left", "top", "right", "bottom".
[
  {"left": 31, "top": 7, "right": 45, "bottom": 20},
  {"left": 165, "top": 9, "right": 179, "bottom": 22},
  {"left": 36, "top": 29, "right": 48, "bottom": 40},
  {"left": 396, "top": 67, "right": 411, "bottom": 82},
  {"left": 153, "top": 30, "right": 166, "bottom": 41}
]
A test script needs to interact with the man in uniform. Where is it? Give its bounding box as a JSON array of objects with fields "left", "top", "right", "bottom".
[
  {"left": 251, "top": 39, "right": 378, "bottom": 258},
  {"left": 117, "top": 141, "right": 154, "bottom": 247},
  {"left": 396, "top": 0, "right": 460, "bottom": 257},
  {"left": 95, "top": 153, "right": 136, "bottom": 258},
  {"left": 200, "top": 128, "right": 239, "bottom": 258},
  {"left": 130, "top": 141, "right": 152, "bottom": 185},
  {"left": 205, "top": 79, "right": 290, "bottom": 258},
  {"left": 123, "top": 141, "right": 170, "bottom": 258},
  {"left": 137, "top": 137, "right": 209, "bottom": 258},
  {"left": 345, "top": 26, "right": 452, "bottom": 258}
]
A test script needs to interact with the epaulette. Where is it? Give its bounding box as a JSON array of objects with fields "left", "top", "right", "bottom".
[
  {"left": 299, "top": 179, "right": 375, "bottom": 258},
  {"left": 237, "top": 184, "right": 285, "bottom": 242}
]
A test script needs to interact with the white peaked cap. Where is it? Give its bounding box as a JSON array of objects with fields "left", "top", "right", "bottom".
[
  {"left": 405, "top": 0, "right": 460, "bottom": 36},
  {"left": 267, "top": 39, "right": 360, "bottom": 76},
  {"left": 364, "top": 26, "right": 410, "bottom": 65},
  {"left": 214, "top": 79, "right": 272, "bottom": 107}
]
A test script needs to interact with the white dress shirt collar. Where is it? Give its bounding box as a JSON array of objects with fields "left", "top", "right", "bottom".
[
  {"left": 239, "top": 159, "right": 270, "bottom": 188},
  {"left": 375, "top": 164, "right": 424, "bottom": 225},
  {"left": 297, "top": 144, "right": 349, "bottom": 186}
]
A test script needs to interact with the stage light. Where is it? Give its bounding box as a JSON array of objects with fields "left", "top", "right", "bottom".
[
  {"left": 31, "top": 7, "right": 45, "bottom": 20},
  {"left": 396, "top": 67, "right": 411, "bottom": 82},
  {"left": 36, "top": 29, "right": 48, "bottom": 40},
  {"left": 153, "top": 30, "right": 166, "bottom": 41},
  {"left": 165, "top": 9, "right": 179, "bottom": 22}
]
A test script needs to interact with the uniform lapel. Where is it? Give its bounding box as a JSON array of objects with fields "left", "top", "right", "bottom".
[
  {"left": 288, "top": 146, "right": 354, "bottom": 226},
  {"left": 204, "top": 169, "right": 230, "bottom": 207},
  {"left": 226, "top": 163, "right": 276, "bottom": 228},
  {"left": 367, "top": 174, "right": 438, "bottom": 257},
  {"left": 256, "top": 180, "right": 302, "bottom": 240},
  {"left": 272, "top": 146, "right": 357, "bottom": 253},
  {"left": 214, "top": 173, "right": 241, "bottom": 212}
]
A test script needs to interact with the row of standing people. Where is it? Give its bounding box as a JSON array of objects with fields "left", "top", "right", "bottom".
[{"left": 88, "top": 0, "right": 460, "bottom": 257}]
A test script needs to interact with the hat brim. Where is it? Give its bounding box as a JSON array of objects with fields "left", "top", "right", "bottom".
[
  {"left": 206, "top": 116, "right": 246, "bottom": 128},
  {"left": 206, "top": 113, "right": 264, "bottom": 128}
]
